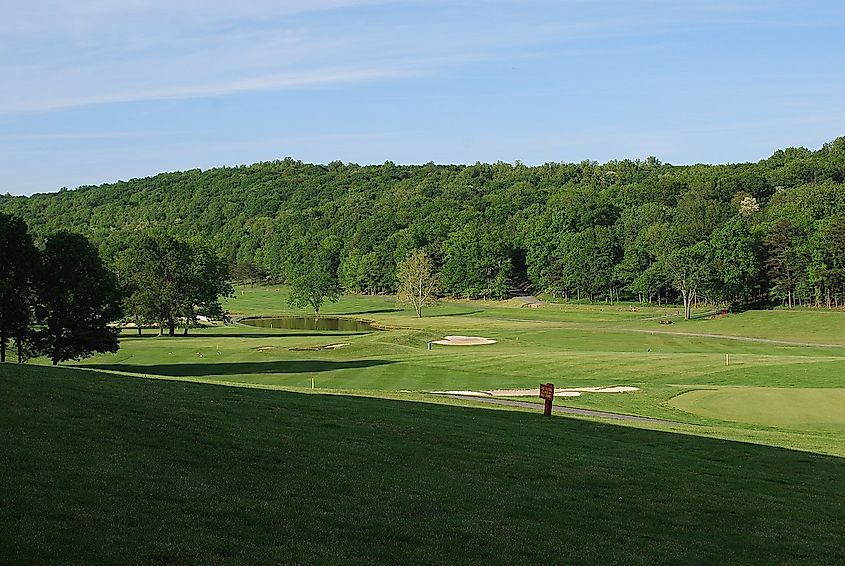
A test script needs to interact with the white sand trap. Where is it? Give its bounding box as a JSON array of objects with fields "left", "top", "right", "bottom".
[
  {"left": 487, "top": 389, "right": 580, "bottom": 397},
  {"left": 488, "top": 386, "right": 640, "bottom": 397},
  {"left": 432, "top": 335, "right": 497, "bottom": 346},
  {"left": 434, "top": 390, "right": 494, "bottom": 396},
  {"left": 289, "top": 343, "right": 350, "bottom": 352}
]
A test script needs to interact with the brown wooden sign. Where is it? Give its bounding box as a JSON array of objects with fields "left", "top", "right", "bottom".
[{"left": 539, "top": 383, "right": 554, "bottom": 416}]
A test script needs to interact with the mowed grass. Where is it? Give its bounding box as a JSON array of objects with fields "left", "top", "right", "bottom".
[
  {"left": 2, "top": 364, "right": 844, "bottom": 565},
  {"left": 670, "top": 388, "right": 845, "bottom": 431},
  {"left": 49, "top": 285, "right": 845, "bottom": 455}
]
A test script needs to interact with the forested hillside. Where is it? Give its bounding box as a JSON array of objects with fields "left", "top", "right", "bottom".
[{"left": 3, "top": 137, "right": 845, "bottom": 309}]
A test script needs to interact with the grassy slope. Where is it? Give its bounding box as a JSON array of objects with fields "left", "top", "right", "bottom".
[
  {"left": 2, "top": 364, "right": 844, "bottom": 565},
  {"left": 57, "top": 286, "right": 845, "bottom": 456}
]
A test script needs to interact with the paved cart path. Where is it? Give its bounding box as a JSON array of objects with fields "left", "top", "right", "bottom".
[{"left": 432, "top": 394, "right": 686, "bottom": 425}]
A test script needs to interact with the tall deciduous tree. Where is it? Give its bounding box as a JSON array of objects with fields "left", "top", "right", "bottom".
[
  {"left": 396, "top": 249, "right": 439, "bottom": 317},
  {"left": 710, "top": 217, "right": 762, "bottom": 305},
  {"left": 660, "top": 241, "right": 713, "bottom": 320},
  {"left": 441, "top": 222, "right": 512, "bottom": 299},
  {"left": 117, "top": 234, "right": 233, "bottom": 336},
  {"left": 37, "top": 232, "right": 123, "bottom": 365},
  {"left": 0, "top": 213, "right": 39, "bottom": 363},
  {"left": 764, "top": 219, "right": 803, "bottom": 308},
  {"left": 286, "top": 236, "right": 342, "bottom": 315},
  {"left": 181, "top": 239, "right": 234, "bottom": 334}
]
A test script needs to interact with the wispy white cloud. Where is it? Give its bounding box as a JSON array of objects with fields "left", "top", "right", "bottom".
[
  {"left": 0, "top": 130, "right": 185, "bottom": 142},
  {"left": 2, "top": 66, "right": 418, "bottom": 113},
  {"left": 6, "top": 0, "right": 832, "bottom": 114}
]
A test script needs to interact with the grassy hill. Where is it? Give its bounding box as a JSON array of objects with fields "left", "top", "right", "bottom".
[
  {"left": 2, "top": 363, "right": 844, "bottom": 564},
  {"left": 51, "top": 286, "right": 845, "bottom": 457}
]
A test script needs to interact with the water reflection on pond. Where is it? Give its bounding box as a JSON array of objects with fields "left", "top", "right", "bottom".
[{"left": 239, "top": 316, "right": 378, "bottom": 332}]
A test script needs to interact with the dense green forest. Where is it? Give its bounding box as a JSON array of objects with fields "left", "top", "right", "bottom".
[{"left": 3, "top": 137, "right": 845, "bottom": 311}]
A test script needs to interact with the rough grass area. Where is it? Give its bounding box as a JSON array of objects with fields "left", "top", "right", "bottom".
[{"left": 2, "top": 364, "right": 844, "bottom": 564}]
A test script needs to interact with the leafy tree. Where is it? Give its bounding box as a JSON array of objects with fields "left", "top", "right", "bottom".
[
  {"left": 3, "top": 137, "right": 845, "bottom": 311},
  {"left": 710, "top": 217, "right": 762, "bottom": 305},
  {"left": 286, "top": 236, "right": 342, "bottom": 314},
  {"left": 231, "top": 262, "right": 268, "bottom": 286},
  {"left": 117, "top": 233, "right": 233, "bottom": 336},
  {"left": 0, "top": 213, "right": 39, "bottom": 363},
  {"left": 396, "top": 249, "right": 439, "bottom": 317},
  {"left": 806, "top": 216, "right": 845, "bottom": 307},
  {"left": 763, "top": 219, "right": 804, "bottom": 308},
  {"left": 182, "top": 239, "right": 234, "bottom": 334},
  {"left": 559, "top": 226, "right": 620, "bottom": 301},
  {"left": 441, "top": 222, "right": 512, "bottom": 299},
  {"left": 339, "top": 249, "right": 382, "bottom": 294},
  {"left": 117, "top": 234, "right": 190, "bottom": 335},
  {"left": 36, "top": 232, "right": 123, "bottom": 365},
  {"left": 660, "top": 241, "right": 713, "bottom": 320}
]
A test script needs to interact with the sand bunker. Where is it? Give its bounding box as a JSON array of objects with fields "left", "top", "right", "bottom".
[
  {"left": 489, "top": 386, "right": 639, "bottom": 396},
  {"left": 433, "top": 386, "right": 639, "bottom": 397},
  {"left": 431, "top": 336, "right": 497, "bottom": 346},
  {"left": 289, "top": 343, "right": 349, "bottom": 352}
]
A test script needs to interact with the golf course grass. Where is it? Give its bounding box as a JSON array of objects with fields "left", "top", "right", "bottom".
[
  {"left": 46, "top": 284, "right": 845, "bottom": 457},
  {"left": 669, "top": 388, "right": 845, "bottom": 431},
  {"left": 2, "top": 364, "right": 844, "bottom": 564}
]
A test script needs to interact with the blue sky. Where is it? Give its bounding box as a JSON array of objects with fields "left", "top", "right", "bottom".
[{"left": 2, "top": 1, "right": 844, "bottom": 195}]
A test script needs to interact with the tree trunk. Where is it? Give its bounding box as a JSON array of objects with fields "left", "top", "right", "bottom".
[
  {"left": 168, "top": 317, "right": 176, "bottom": 336},
  {"left": 14, "top": 334, "right": 24, "bottom": 363},
  {"left": 183, "top": 326, "right": 188, "bottom": 336},
  {"left": 0, "top": 329, "right": 5, "bottom": 363}
]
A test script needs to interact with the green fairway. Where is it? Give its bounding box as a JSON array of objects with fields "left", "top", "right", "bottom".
[
  {"left": 23, "top": 285, "right": 844, "bottom": 456},
  {"left": 670, "top": 388, "right": 845, "bottom": 431},
  {"left": 2, "top": 364, "right": 844, "bottom": 564}
]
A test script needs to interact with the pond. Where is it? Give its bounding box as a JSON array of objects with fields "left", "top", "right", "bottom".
[{"left": 239, "top": 316, "right": 379, "bottom": 332}]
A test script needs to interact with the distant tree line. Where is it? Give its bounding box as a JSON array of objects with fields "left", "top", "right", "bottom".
[{"left": 3, "top": 137, "right": 845, "bottom": 318}]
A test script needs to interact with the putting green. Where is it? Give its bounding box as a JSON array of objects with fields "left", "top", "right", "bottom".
[{"left": 669, "top": 387, "right": 845, "bottom": 431}]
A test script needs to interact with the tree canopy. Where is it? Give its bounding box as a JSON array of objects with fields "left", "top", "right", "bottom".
[
  {"left": 285, "top": 234, "right": 342, "bottom": 315},
  {"left": 37, "top": 232, "right": 123, "bottom": 364},
  {"left": 0, "top": 213, "right": 39, "bottom": 362},
  {"left": 397, "top": 249, "right": 439, "bottom": 317},
  {"left": 117, "top": 233, "right": 233, "bottom": 335},
  {"left": 4, "top": 137, "right": 845, "bottom": 311}
]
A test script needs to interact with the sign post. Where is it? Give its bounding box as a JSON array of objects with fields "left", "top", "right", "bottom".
[{"left": 539, "top": 383, "right": 554, "bottom": 416}]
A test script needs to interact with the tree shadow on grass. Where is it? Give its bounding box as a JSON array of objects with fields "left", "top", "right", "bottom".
[
  {"left": 334, "top": 308, "right": 404, "bottom": 316},
  {"left": 79, "top": 359, "right": 396, "bottom": 377},
  {"left": 428, "top": 310, "right": 485, "bottom": 318}
]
